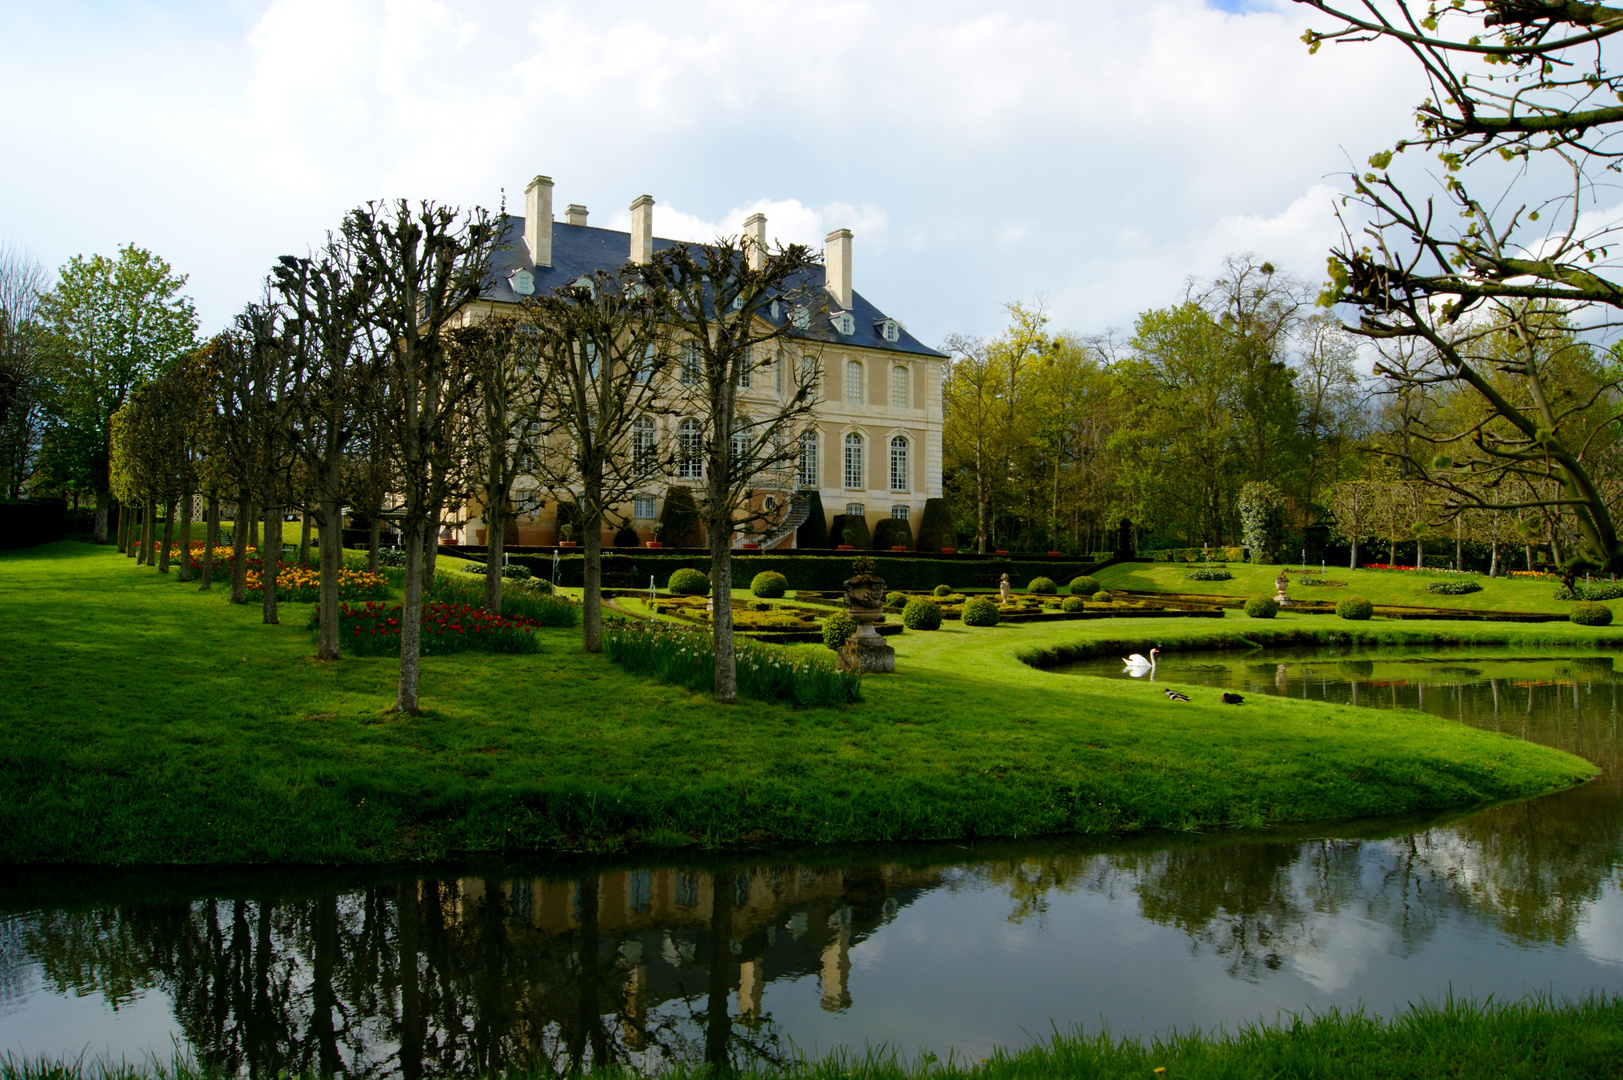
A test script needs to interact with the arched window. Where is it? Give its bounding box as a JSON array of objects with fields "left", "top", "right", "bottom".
[
  {"left": 678, "top": 419, "right": 703, "bottom": 480},
  {"left": 799, "top": 430, "right": 818, "bottom": 489},
  {"left": 844, "top": 432, "right": 864, "bottom": 490},
  {"left": 845, "top": 360, "right": 864, "bottom": 404},
  {"left": 632, "top": 416, "right": 657, "bottom": 474},
  {"left": 891, "top": 365, "right": 909, "bottom": 408},
  {"left": 889, "top": 435, "right": 909, "bottom": 491}
]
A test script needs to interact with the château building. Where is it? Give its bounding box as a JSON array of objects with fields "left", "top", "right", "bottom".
[{"left": 459, "top": 174, "right": 946, "bottom": 550}]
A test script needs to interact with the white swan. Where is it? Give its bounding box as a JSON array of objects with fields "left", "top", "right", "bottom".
[{"left": 1123, "top": 648, "right": 1159, "bottom": 676}]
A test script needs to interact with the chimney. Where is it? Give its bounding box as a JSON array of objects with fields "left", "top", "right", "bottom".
[
  {"left": 743, "top": 212, "right": 767, "bottom": 270},
  {"left": 824, "top": 229, "right": 852, "bottom": 310},
  {"left": 630, "top": 195, "right": 654, "bottom": 264},
  {"left": 525, "top": 175, "right": 554, "bottom": 268},
  {"left": 565, "top": 204, "right": 588, "bottom": 226}
]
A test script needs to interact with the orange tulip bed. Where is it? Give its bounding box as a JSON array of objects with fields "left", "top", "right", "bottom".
[{"left": 244, "top": 564, "right": 390, "bottom": 603}]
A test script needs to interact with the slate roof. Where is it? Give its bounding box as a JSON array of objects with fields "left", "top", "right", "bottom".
[{"left": 483, "top": 214, "right": 946, "bottom": 360}]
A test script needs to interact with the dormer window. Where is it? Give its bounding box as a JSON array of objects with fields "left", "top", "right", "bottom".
[
  {"left": 791, "top": 305, "right": 811, "bottom": 330},
  {"left": 877, "top": 318, "right": 900, "bottom": 343},
  {"left": 509, "top": 269, "right": 535, "bottom": 297},
  {"left": 569, "top": 275, "right": 597, "bottom": 300},
  {"left": 770, "top": 298, "right": 781, "bottom": 320},
  {"left": 832, "top": 310, "right": 854, "bottom": 335}
]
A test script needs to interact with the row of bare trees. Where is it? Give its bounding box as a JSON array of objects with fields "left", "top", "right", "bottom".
[{"left": 109, "top": 199, "right": 830, "bottom": 709}]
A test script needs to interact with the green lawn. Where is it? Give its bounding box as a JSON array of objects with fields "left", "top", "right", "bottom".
[
  {"left": 0, "top": 542, "right": 1599, "bottom": 865},
  {"left": 1093, "top": 560, "right": 1594, "bottom": 613}
]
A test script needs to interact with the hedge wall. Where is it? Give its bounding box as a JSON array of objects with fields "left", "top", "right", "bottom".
[
  {"left": 499, "top": 550, "right": 1104, "bottom": 591},
  {"left": 0, "top": 499, "right": 67, "bottom": 551}
]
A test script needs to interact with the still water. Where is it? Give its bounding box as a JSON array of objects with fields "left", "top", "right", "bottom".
[{"left": 2, "top": 646, "right": 1621, "bottom": 1075}]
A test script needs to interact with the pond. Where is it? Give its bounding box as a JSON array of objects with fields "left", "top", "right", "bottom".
[{"left": 1, "top": 645, "right": 1620, "bottom": 1076}]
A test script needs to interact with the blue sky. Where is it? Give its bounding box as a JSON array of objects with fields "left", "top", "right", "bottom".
[{"left": 0, "top": 1, "right": 1428, "bottom": 345}]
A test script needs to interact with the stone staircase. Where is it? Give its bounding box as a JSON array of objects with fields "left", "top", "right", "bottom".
[{"left": 747, "top": 493, "right": 811, "bottom": 550}]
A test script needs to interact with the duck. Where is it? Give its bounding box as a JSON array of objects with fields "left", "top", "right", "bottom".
[
  {"left": 1221, "top": 692, "right": 1244, "bottom": 705},
  {"left": 1123, "top": 647, "right": 1159, "bottom": 673},
  {"left": 1163, "top": 688, "right": 1190, "bottom": 701}
]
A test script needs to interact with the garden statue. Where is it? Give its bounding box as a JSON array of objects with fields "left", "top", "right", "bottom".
[
  {"left": 837, "top": 555, "right": 896, "bottom": 674},
  {"left": 999, "top": 573, "right": 1012, "bottom": 603},
  {"left": 1274, "top": 568, "right": 1292, "bottom": 607}
]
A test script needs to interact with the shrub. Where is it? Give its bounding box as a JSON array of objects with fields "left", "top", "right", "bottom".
[
  {"left": 376, "top": 547, "right": 407, "bottom": 568},
  {"left": 1244, "top": 596, "right": 1279, "bottom": 619},
  {"left": 1069, "top": 575, "right": 1100, "bottom": 596},
  {"left": 1027, "top": 576, "right": 1058, "bottom": 594},
  {"left": 872, "top": 517, "right": 914, "bottom": 550},
  {"left": 916, "top": 497, "right": 955, "bottom": 551},
  {"left": 512, "top": 577, "right": 554, "bottom": 595},
  {"left": 604, "top": 621, "right": 861, "bottom": 706},
  {"left": 902, "top": 597, "right": 943, "bottom": 630},
  {"left": 748, "top": 600, "right": 772, "bottom": 611},
  {"left": 885, "top": 590, "right": 908, "bottom": 609},
  {"left": 1426, "top": 579, "right": 1481, "bottom": 595},
  {"left": 1237, "top": 481, "right": 1285, "bottom": 563},
  {"left": 1571, "top": 602, "right": 1614, "bottom": 626},
  {"left": 750, "top": 570, "right": 788, "bottom": 598},
  {"left": 796, "top": 488, "right": 829, "bottom": 549},
  {"left": 1555, "top": 581, "right": 1623, "bottom": 601},
  {"left": 1094, "top": 590, "right": 1113, "bottom": 603},
  {"left": 961, "top": 596, "right": 1001, "bottom": 626},
  {"left": 659, "top": 486, "right": 703, "bottom": 547},
  {"left": 427, "top": 573, "right": 575, "bottom": 624},
  {"left": 669, "top": 567, "right": 710, "bottom": 596},
  {"left": 613, "top": 525, "right": 640, "bottom": 548},
  {"left": 501, "top": 563, "right": 532, "bottom": 580},
  {"left": 1185, "top": 568, "right": 1233, "bottom": 581},
  {"left": 822, "top": 611, "right": 858, "bottom": 650},
  {"left": 933, "top": 583, "right": 953, "bottom": 597},
  {"left": 828, "top": 513, "right": 872, "bottom": 549},
  {"left": 1337, "top": 595, "right": 1374, "bottom": 621},
  {"left": 1062, "top": 595, "right": 1086, "bottom": 612}
]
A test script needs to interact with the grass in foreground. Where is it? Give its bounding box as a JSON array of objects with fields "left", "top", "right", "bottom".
[
  {"left": 1, "top": 994, "right": 1617, "bottom": 1079},
  {"left": 0, "top": 542, "right": 1598, "bottom": 865}
]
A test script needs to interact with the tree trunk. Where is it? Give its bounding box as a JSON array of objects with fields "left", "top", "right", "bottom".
[
  {"left": 158, "top": 498, "right": 176, "bottom": 574},
  {"left": 201, "top": 494, "right": 219, "bottom": 590},
  {"left": 1350, "top": 537, "right": 1358, "bottom": 570},
  {"left": 249, "top": 507, "right": 261, "bottom": 554},
  {"left": 1526, "top": 543, "right": 1535, "bottom": 571},
  {"left": 420, "top": 511, "right": 440, "bottom": 597},
  {"left": 116, "top": 500, "right": 129, "bottom": 554},
  {"left": 1455, "top": 519, "right": 1463, "bottom": 572},
  {"left": 1416, "top": 539, "right": 1424, "bottom": 569},
  {"left": 316, "top": 496, "right": 343, "bottom": 660},
  {"left": 1489, "top": 537, "right": 1499, "bottom": 578},
  {"left": 368, "top": 520, "right": 381, "bottom": 574},
  {"left": 230, "top": 491, "right": 252, "bottom": 605},
  {"left": 709, "top": 507, "right": 737, "bottom": 704},
  {"left": 143, "top": 499, "right": 157, "bottom": 565},
  {"left": 484, "top": 504, "right": 506, "bottom": 615},
  {"left": 262, "top": 510, "right": 282, "bottom": 624},
  {"left": 395, "top": 520, "right": 425, "bottom": 714},
  {"left": 582, "top": 484, "right": 604, "bottom": 653},
  {"left": 93, "top": 489, "right": 110, "bottom": 544},
  {"left": 176, "top": 490, "right": 194, "bottom": 582},
  {"left": 299, "top": 513, "right": 313, "bottom": 568}
]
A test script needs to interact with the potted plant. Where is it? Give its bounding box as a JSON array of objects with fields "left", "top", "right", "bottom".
[
  {"left": 940, "top": 547, "right": 957, "bottom": 554},
  {"left": 646, "top": 521, "right": 664, "bottom": 549},
  {"left": 741, "top": 521, "right": 761, "bottom": 550},
  {"left": 557, "top": 524, "right": 577, "bottom": 548},
  {"left": 995, "top": 549, "right": 1009, "bottom": 555},
  {"left": 837, "top": 527, "right": 856, "bottom": 552},
  {"left": 890, "top": 544, "right": 907, "bottom": 551},
  {"left": 1046, "top": 550, "right": 1063, "bottom": 557}
]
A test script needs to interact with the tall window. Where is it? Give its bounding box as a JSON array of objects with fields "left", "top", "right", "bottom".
[
  {"left": 798, "top": 354, "right": 818, "bottom": 401},
  {"left": 774, "top": 348, "right": 785, "bottom": 394},
  {"left": 680, "top": 341, "right": 701, "bottom": 385},
  {"left": 635, "top": 343, "right": 654, "bottom": 383},
  {"left": 891, "top": 505, "right": 909, "bottom": 520},
  {"left": 891, "top": 365, "right": 909, "bottom": 408},
  {"left": 736, "top": 344, "right": 752, "bottom": 388},
  {"left": 731, "top": 426, "right": 749, "bottom": 466},
  {"left": 585, "top": 342, "right": 599, "bottom": 379},
  {"left": 799, "top": 430, "right": 818, "bottom": 489},
  {"left": 844, "top": 432, "right": 864, "bottom": 490},
  {"left": 632, "top": 416, "right": 657, "bottom": 474},
  {"left": 846, "top": 503, "right": 865, "bottom": 516},
  {"left": 678, "top": 419, "right": 703, "bottom": 480},
  {"left": 889, "top": 435, "right": 909, "bottom": 491},
  {"left": 514, "top": 490, "right": 543, "bottom": 517},
  {"left": 633, "top": 495, "right": 657, "bottom": 520},
  {"left": 845, "top": 360, "right": 864, "bottom": 404}
]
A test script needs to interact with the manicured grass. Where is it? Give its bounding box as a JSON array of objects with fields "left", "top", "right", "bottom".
[
  {"left": 1094, "top": 560, "right": 1596, "bottom": 614},
  {"left": 0, "top": 542, "right": 1598, "bottom": 865},
  {"left": 2, "top": 993, "right": 1618, "bottom": 1079}
]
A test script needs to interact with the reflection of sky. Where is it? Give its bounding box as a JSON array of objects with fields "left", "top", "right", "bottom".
[
  {"left": 1578, "top": 892, "right": 1623, "bottom": 967},
  {"left": 0, "top": 969, "right": 178, "bottom": 1062}
]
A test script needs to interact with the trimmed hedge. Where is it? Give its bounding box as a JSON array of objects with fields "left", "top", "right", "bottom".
[
  {"left": 872, "top": 517, "right": 914, "bottom": 550},
  {"left": 1244, "top": 596, "right": 1279, "bottom": 619},
  {"left": 1069, "top": 575, "right": 1100, "bottom": 596},
  {"left": 750, "top": 571, "right": 787, "bottom": 598},
  {"left": 668, "top": 567, "right": 710, "bottom": 596},
  {"left": 1571, "top": 602, "right": 1614, "bottom": 626},
  {"left": 827, "top": 513, "right": 872, "bottom": 550},
  {"left": 1027, "top": 576, "right": 1058, "bottom": 594},
  {"left": 659, "top": 486, "right": 703, "bottom": 547},
  {"left": 613, "top": 525, "right": 640, "bottom": 548},
  {"left": 1185, "top": 567, "right": 1233, "bottom": 582},
  {"left": 916, "top": 497, "right": 955, "bottom": 551},
  {"left": 884, "top": 590, "right": 908, "bottom": 609},
  {"left": 0, "top": 499, "right": 67, "bottom": 550},
  {"left": 933, "top": 583, "right": 953, "bottom": 597},
  {"left": 1427, "top": 579, "right": 1482, "bottom": 595},
  {"left": 1062, "top": 595, "right": 1085, "bottom": 612},
  {"left": 962, "top": 596, "right": 1001, "bottom": 626},
  {"left": 822, "top": 611, "right": 858, "bottom": 649},
  {"left": 796, "top": 489, "right": 829, "bottom": 549},
  {"left": 1337, "top": 595, "right": 1374, "bottom": 621},
  {"left": 902, "top": 596, "right": 943, "bottom": 630}
]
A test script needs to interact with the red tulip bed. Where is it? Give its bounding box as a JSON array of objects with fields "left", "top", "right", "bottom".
[{"left": 326, "top": 600, "right": 543, "bottom": 656}]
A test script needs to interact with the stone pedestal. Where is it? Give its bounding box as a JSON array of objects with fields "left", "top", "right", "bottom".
[{"left": 836, "top": 570, "right": 896, "bottom": 674}]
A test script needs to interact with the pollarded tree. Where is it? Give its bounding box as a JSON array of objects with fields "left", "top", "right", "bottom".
[
  {"left": 640, "top": 235, "right": 824, "bottom": 704},
  {"left": 524, "top": 272, "right": 674, "bottom": 649},
  {"left": 345, "top": 199, "right": 500, "bottom": 714},
  {"left": 1330, "top": 479, "right": 1379, "bottom": 568}
]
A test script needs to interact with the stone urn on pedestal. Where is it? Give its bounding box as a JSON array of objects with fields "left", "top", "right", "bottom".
[
  {"left": 836, "top": 556, "right": 896, "bottom": 674},
  {"left": 1273, "top": 568, "right": 1292, "bottom": 607}
]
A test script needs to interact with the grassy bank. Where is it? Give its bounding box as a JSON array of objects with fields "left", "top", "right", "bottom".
[
  {"left": 1093, "top": 560, "right": 1598, "bottom": 614},
  {"left": 0, "top": 542, "right": 1598, "bottom": 865},
  {"left": 2, "top": 994, "right": 1618, "bottom": 1079}
]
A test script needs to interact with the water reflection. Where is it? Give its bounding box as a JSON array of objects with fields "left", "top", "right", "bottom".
[{"left": 2, "top": 647, "right": 1620, "bottom": 1074}]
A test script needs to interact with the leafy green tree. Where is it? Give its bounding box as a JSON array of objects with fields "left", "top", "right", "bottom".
[{"left": 38, "top": 245, "right": 197, "bottom": 541}]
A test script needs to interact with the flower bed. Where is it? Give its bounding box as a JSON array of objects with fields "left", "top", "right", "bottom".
[
  {"left": 245, "top": 564, "right": 390, "bottom": 603},
  {"left": 322, "top": 600, "right": 543, "bottom": 656},
  {"left": 603, "top": 620, "right": 860, "bottom": 706}
]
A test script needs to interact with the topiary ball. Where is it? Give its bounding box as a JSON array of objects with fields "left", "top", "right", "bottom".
[
  {"left": 1094, "top": 590, "right": 1113, "bottom": 603},
  {"left": 1244, "top": 596, "right": 1279, "bottom": 619},
  {"left": 933, "top": 583, "right": 952, "bottom": 597},
  {"left": 885, "top": 590, "right": 908, "bottom": 609},
  {"left": 1062, "top": 595, "right": 1086, "bottom": 613},
  {"left": 750, "top": 571, "right": 788, "bottom": 598},
  {"left": 668, "top": 567, "right": 710, "bottom": 596},
  {"left": 822, "top": 611, "right": 858, "bottom": 650},
  {"left": 1571, "top": 602, "right": 1614, "bottom": 626},
  {"left": 962, "top": 596, "right": 1001, "bottom": 626},
  {"left": 902, "top": 597, "right": 943, "bottom": 630},
  {"left": 1336, "top": 595, "right": 1374, "bottom": 621},
  {"left": 1027, "top": 576, "right": 1057, "bottom": 594},
  {"left": 1069, "top": 575, "right": 1100, "bottom": 596}
]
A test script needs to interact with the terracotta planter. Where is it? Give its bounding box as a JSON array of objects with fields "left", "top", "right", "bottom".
[
  {"left": 940, "top": 547, "right": 957, "bottom": 554},
  {"left": 995, "top": 549, "right": 1009, "bottom": 555},
  {"left": 644, "top": 541, "right": 663, "bottom": 549},
  {"left": 558, "top": 541, "right": 578, "bottom": 548},
  {"left": 891, "top": 545, "right": 907, "bottom": 551},
  {"left": 837, "top": 544, "right": 855, "bottom": 551},
  {"left": 741, "top": 542, "right": 760, "bottom": 550},
  {"left": 1046, "top": 550, "right": 1062, "bottom": 557}
]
